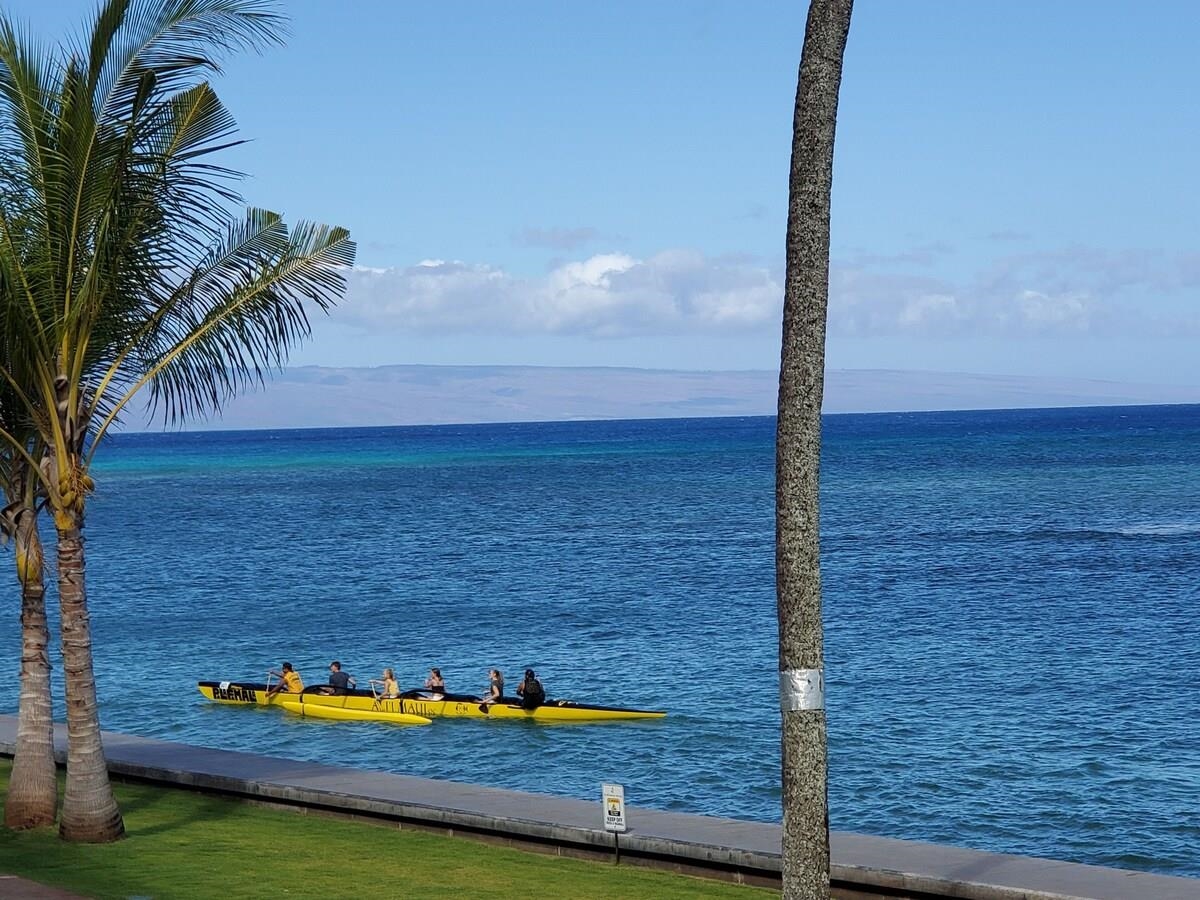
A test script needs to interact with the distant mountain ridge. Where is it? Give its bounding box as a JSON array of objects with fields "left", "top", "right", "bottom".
[{"left": 119, "top": 365, "right": 1200, "bottom": 431}]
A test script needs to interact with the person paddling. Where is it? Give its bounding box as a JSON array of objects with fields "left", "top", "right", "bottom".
[
  {"left": 516, "top": 669, "right": 545, "bottom": 710},
  {"left": 370, "top": 668, "right": 400, "bottom": 699},
  {"left": 266, "top": 662, "right": 303, "bottom": 698},
  {"left": 481, "top": 669, "right": 504, "bottom": 705},
  {"left": 328, "top": 660, "right": 356, "bottom": 693},
  {"left": 424, "top": 667, "right": 445, "bottom": 699}
]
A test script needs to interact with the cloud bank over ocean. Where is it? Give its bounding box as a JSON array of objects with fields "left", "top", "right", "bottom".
[
  {"left": 331, "top": 246, "right": 1200, "bottom": 344},
  {"left": 120, "top": 366, "right": 1200, "bottom": 432},
  {"left": 341, "top": 254, "right": 780, "bottom": 336}
]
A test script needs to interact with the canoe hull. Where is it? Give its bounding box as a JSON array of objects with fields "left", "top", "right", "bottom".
[
  {"left": 198, "top": 682, "right": 275, "bottom": 706},
  {"left": 480, "top": 702, "right": 666, "bottom": 722},
  {"left": 277, "top": 700, "right": 430, "bottom": 726}
]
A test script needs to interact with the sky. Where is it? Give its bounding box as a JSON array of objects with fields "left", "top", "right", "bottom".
[{"left": 6, "top": 1, "right": 1200, "bottom": 386}]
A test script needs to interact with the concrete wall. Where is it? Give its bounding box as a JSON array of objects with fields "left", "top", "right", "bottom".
[{"left": 2, "top": 720, "right": 1197, "bottom": 900}]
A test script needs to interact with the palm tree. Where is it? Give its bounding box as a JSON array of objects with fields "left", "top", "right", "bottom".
[
  {"left": 0, "top": 428, "right": 57, "bottom": 829},
  {"left": 0, "top": 205, "right": 58, "bottom": 830},
  {"left": 0, "top": 0, "right": 355, "bottom": 842},
  {"left": 776, "top": 0, "right": 853, "bottom": 897}
]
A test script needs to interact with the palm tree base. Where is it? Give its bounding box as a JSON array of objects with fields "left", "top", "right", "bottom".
[
  {"left": 4, "top": 738, "right": 58, "bottom": 828},
  {"left": 59, "top": 806, "right": 125, "bottom": 843}
]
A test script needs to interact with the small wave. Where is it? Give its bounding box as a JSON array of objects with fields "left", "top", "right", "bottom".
[
  {"left": 891, "top": 519, "right": 1200, "bottom": 540},
  {"left": 1014, "top": 521, "right": 1200, "bottom": 539},
  {"left": 1112, "top": 522, "right": 1200, "bottom": 537}
]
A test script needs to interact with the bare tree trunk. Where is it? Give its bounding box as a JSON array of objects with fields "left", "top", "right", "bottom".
[
  {"left": 55, "top": 520, "right": 124, "bottom": 842},
  {"left": 777, "top": 1, "right": 853, "bottom": 898},
  {"left": 4, "top": 507, "right": 59, "bottom": 829}
]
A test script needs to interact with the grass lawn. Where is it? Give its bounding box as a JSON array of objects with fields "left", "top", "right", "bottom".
[{"left": 0, "top": 762, "right": 774, "bottom": 899}]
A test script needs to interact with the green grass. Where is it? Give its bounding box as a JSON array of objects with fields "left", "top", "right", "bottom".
[{"left": 0, "top": 762, "right": 773, "bottom": 899}]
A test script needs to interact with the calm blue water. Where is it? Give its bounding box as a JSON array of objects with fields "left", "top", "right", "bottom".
[{"left": 2, "top": 405, "right": 1198, "bottom": 877}]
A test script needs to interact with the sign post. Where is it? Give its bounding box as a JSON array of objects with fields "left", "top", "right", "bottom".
[{"left": 602, "top": 783, "right": 626, "bottom": 863}]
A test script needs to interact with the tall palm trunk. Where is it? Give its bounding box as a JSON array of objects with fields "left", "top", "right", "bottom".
[
  {"left": 55, "top": 515, "right": 124, "bottom": 842},
  {"left": 776, "top": 1, "right": 853, "bottom": 898},
  {"left": 3, "top": 502, "right": 59, "bottom": 829}
]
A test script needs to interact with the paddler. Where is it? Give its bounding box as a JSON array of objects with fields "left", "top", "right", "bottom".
[
  {"left": 516, "top": 669, "right": 545, "bottom": 709},
  {"left": 423, "top": 667, "right": 446, "bottom": 698},
  {"left": 480, "top": 669, "right": 505, "bottom": 705},
  {"left": 328, "top": 660, "right": 356, "bottom": 693},
  {"left": 266, "top": 662, "right": 303, "bottom": 698},
  {"left": 370, "top": 667, "right": 400, "bottom": 699}
]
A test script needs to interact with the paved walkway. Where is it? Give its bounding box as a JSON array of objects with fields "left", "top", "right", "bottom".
[
  {"left": 0, "top": 874, "right": 86, "bottom": 899},
  {"left": 2, "top": 716, "right": 1199, "bottom": 899}
]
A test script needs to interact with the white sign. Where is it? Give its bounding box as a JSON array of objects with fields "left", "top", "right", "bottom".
[{"left": 602, "top": 783, "right": 626, "bottom": 833}]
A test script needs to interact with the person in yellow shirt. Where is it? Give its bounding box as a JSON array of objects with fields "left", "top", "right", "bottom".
[{"left": 267, "top": 662, "right": 303, "bottom": 698}]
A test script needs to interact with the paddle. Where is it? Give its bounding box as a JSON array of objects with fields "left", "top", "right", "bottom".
[{"left": 368, "top": 679, "right": 406, "bottom": 714}]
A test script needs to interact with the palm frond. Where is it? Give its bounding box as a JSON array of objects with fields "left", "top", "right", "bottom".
[
  {"left": 85, "top": 0, "right": 285, "bottom": 125},
  {"left": 94, "top": 209, "right": 353, "bottom": 432},
  {"left": 0, "top": 16, "right": 61, "bottom": 314}
]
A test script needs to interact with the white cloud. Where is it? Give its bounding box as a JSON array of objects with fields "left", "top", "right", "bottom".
[
  {"left": 323, "top": 244, "right": 1200, "bottom": 342},
  {"left": 829, "top": 245, "right": 1200, "bottom": 338},
  {"left": 333, "top": 251, "right": 782, "bottom": 337},
  {"left": 1011, "top": 289, "right": 1092, "bottom": 331},
  {"left": 898, "top": 293, "right": 962, "bottom": 328}
]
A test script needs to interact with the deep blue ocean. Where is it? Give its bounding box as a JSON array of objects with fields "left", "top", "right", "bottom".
[{"left": 1, "top": 405, "right": 1198, "bottom": 877}]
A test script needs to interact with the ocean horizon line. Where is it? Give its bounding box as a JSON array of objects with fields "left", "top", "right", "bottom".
[
  {"left": 112, "top": 364, "right": 1200, "bottom": 434},
  {"left": 113, "top": 397, "right": 1200, "bottom": 438}
]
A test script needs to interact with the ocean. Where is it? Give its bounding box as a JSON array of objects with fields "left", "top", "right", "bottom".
[{"left": 1, "top": 404, "right": 1197, "bottom": 877}]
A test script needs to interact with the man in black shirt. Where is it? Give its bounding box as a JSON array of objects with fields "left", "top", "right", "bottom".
[{"left": 328, "top": 660, "right": 356, "bottom": 693}]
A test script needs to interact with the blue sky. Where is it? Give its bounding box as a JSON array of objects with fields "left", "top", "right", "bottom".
[{"left": 7, "top": 1, "right": 1200, "bottom": 385}]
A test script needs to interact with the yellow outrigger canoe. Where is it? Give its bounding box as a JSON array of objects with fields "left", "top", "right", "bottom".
[{"left": 198, "top": 681, "right": 666, "bottom": 723}]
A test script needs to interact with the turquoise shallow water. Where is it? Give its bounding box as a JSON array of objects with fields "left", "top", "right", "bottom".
[{"left": 1, "top": 406, "right": 1198, "bottom": 876}]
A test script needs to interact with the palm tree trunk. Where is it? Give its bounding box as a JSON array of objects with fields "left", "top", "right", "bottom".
[
  {"left": 4, "top": 510, "right": 59, "bottom": 829},
  {"left": 55, "top": 520, "right": 124, "bottom": 842},
  {"left": 777, "top": 1, "right": 853, "bottom": 898}
]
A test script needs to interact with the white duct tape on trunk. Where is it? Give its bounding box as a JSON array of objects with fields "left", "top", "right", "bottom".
[{"left": 779, "top": 668, "right": 824, "bottom": 712}]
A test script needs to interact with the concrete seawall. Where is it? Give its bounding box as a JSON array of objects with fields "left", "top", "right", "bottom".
[{"left": 1, "top": 717, "right": 1197, "bottom": 899}]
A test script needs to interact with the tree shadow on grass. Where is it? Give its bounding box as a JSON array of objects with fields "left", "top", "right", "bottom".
[{"left": 112, "top": 780, "right": 244, "bottom": 837}]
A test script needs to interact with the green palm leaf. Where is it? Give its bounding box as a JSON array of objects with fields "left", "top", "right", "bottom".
[{"left": 98, "top": 209, "right": 354, "bottom": 431}]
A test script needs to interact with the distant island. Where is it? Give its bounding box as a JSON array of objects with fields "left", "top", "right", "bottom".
[{"left": 120, "top": 365, "right": 1200, "bottom": 431}]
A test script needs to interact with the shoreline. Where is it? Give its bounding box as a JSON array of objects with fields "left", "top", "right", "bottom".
[{"left": 2, "top": 717, "right": 1197, "bottom": 899}]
